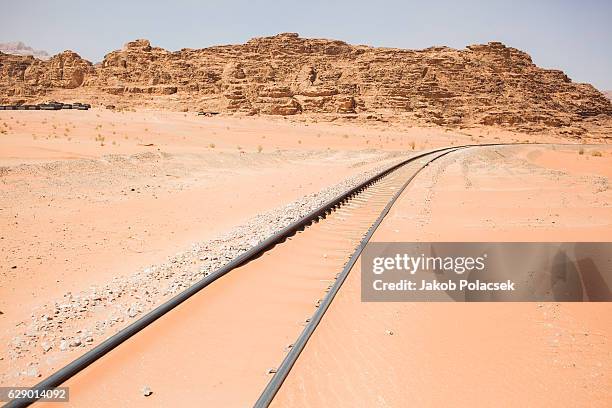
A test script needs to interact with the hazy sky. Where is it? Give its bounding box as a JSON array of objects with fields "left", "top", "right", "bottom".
[{"left": 2, "top": 0, "right": 611, "bottom": 90}]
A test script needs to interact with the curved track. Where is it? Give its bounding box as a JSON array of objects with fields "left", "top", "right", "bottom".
[{"left": 7, "top": 146, "right": 469, "bottom": 408}]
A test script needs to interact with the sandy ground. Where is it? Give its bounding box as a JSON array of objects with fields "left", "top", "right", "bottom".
[
  {"left": 1, "top": 109, "right": 527, "bottom": 384},
  {"left": 0, "top": 109, "right": 418, "bottom": 382},
  {"left": 35, "top": 156, "right": 442, "bottom": 408},
  {"left": 273, "top": 144, "right": 612, "bottom": 407},
  {"left": 1, "top": 107, "right": 609, "bottom": 405}
]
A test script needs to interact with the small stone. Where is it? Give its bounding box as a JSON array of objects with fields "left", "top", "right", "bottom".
[
  {"left": 69, "top": 339, "right": 81, "bottom": 347},
  {"left": 41, "top": 342, "right": 52, "bottom": 352},
  {"left": 385, "top": 329, "right": 394, "bottom": 336},
  {"left": 60, "top": 340, "right": 68, "bottom": 351},
  {"left": 267, "top": 368, "right": 277, "bottom": 374},
  {"left": 142, "top": 386, "right": 153, "bottom": 397},
  {"left": 26, "top": 366, "right": 40, "bottom": 377}
]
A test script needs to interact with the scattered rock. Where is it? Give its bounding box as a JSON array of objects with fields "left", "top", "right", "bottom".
[
  {"left": 6, "top": 162, "right": 402, "bottom": 375},
  {"left": 26, "top": 365, "right": 40, "bottom": 378},
  {"left": 142, "top": 386, "right": 153, "bottom": 397}
]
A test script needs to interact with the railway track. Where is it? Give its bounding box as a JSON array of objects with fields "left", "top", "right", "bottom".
[{"left": 6, "top": 145, "right": 468, "bottom": 408}]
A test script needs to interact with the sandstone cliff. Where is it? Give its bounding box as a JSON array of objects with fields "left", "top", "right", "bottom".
[{"left": 1, "top": 33, "right": 611, "bottom": 135}]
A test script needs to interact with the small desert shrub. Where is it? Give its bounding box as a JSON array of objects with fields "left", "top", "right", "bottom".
[{"left": 591, "top": 150, "right": 602, "bottom": 157}]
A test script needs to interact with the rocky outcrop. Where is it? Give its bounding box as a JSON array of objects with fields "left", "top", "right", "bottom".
[
  {"left": 0, "top": 50, "right": 93, "bottom": 98},
  {"left": 1, "top": 33, "right": 611, "bottom": 134}
]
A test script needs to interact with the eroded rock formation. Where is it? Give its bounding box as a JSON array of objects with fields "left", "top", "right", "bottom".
[{"left": 1, "top": 33, "right": 611, "bottom": 134}]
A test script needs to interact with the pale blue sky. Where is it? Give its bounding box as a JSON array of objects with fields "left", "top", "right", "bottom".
[{"left": 1, "top": 0, "right": 611, "bottom": 90}]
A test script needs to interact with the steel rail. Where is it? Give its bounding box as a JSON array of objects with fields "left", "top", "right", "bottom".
[
  {"left": 253, "top": 146, "right": 466, "bottom": 407},
  {"left": 4, "top": 145, "right": 464, "bottom": 408}
]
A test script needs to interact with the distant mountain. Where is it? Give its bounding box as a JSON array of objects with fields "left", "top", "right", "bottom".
[
  {"left": 0, "top": 41, "right": 50, "bottom": 60},
  {"left": 1, "top": 33, "right": 611, "bottom": 137}
]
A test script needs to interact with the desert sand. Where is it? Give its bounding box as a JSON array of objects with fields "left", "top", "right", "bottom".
[
  {"left": 0, "top": 39, "right": 611, "bottom": 404},
  {"left": 1, "top": 108, "right": 543, "bottom": 385},
  {"left": 272, "top": 144, "right": 612, "bottom": 407},
  {"left": 34, "top": 156, "right": 447, "bottom": 407},
  {"left": 0, "top": 109, "right": 420, "bottom": 382}
]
